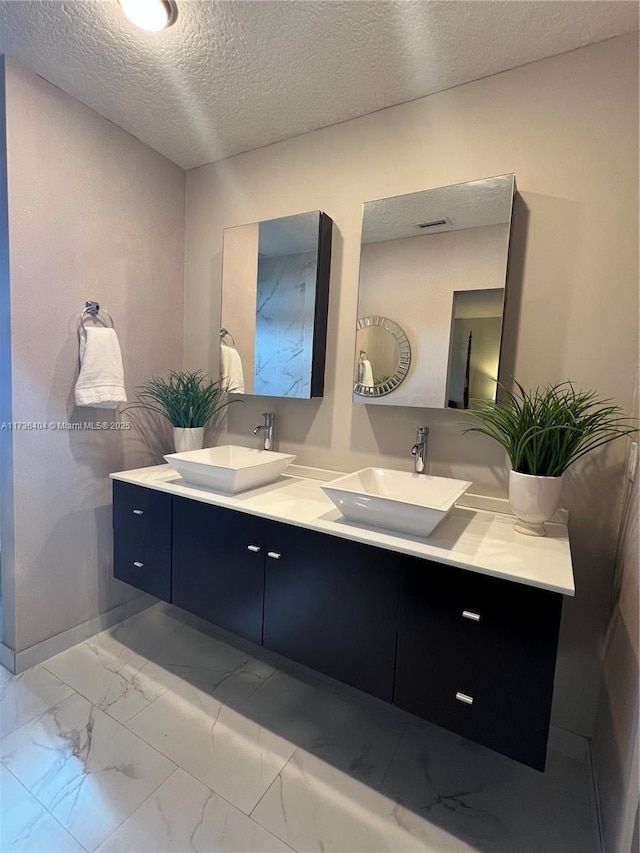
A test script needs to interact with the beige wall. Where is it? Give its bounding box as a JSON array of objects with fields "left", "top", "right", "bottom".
[
  {"left": 592, "top": 372, "right": 639, "bottom": 853},
  {"left": 2, "top": 60, "right": 185, "bottom": 652},
  {"left": 185, "top": 34, "right": 639, "bottom": 737},
  {"left": 0, "top": 59, "right": 15, "bottom": 645}
]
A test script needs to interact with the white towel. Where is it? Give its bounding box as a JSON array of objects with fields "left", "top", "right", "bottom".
[
  {"left": 358, "top": 358, "right": 374, "bottom": 386},
  {"left": 75, "top": 327, "right": 127, "bottom": 409},
  {"left": 220, "top": 343, "right": 245, "bottom": 393}
]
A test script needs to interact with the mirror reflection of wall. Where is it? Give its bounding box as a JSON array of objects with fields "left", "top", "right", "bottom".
[
  {"left": 220, "top": 223, "right": 258, "bottom": 392},
  {"left": 353, "top": 316, "right": 411, "bottom": 397},
  {"left": 220, "top": 211, "right": 332, "bottom": 399},
  {"left": 353, "top": 174, "right": 516, "bottom": 408},
  {"left": 358, "top": 327, "right": 399, "bottom": 385},
  {"left": 447, "top": 288, "right": 504, "bottom": 409}
]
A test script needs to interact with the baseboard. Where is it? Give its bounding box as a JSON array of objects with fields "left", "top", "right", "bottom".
[
  {"left": 0, "top": 638, "right": 14, "bottom": 672},
  {"left": 9, "top": 594, "right": 156, "bottom": 674}
]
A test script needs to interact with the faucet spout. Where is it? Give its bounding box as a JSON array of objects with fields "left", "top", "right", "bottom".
[
  {"left": 253, "top": 412, "right": 275, "bottom": 450},
  {"left": 411, "top": 425, "right": 429, "bottom": 474}
]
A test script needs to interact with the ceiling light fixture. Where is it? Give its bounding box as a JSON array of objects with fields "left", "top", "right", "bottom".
[{"left": 119, "top": 0, "right": 178, "bottom": 32}]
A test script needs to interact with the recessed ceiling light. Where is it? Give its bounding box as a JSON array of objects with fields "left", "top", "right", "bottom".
[{"left": 118, "top": 0, "right": 178, "bottom": 32}]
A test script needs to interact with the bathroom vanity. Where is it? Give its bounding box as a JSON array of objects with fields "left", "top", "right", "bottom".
[{"left": 110, "top": 464, "right": 574, "bottom": 772}]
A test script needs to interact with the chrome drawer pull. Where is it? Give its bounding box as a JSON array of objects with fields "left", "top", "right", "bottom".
[
  {"left": 247, "top": 545, "right": 261, "bottom": 553},
  {"left": 132, "top": 509, "right": 144, "bottom": 515},
  {"left": 462, "top": 610, "right": 481, "bottom": 622},
  {"left": 456, "top": 692, "right": 474, "bottom": 705},
  {"left": 267, "top": 551, "right": 281, "bottom": 560},
  {"left": 133, "top": 561, "right": 144, "bottom": 568}
]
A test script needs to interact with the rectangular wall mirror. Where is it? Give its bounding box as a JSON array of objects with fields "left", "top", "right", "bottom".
[
  {"left": 353, "top": 174, "right": 516, "bottom": 408},
  {"left": 220, "top": 210, "right": 333, "bottom": 399}
]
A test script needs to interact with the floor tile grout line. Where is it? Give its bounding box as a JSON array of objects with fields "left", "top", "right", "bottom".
[
  {"left": 121, "top": 682, "right": 171, "bottom": 729},
  {"left": 249, "top": 747, "right": 297, "bottom": 819},
  {"left": 0, "top": 677, "right": 77, "bottom": 744},
  {"left": 166, "top": 763, "right": 298, "bottom": 853},
  {"left": 124, "top": 696, "right": 297, "bottom": 821},
  {"left": 89, "top": 766, "right": 183, "bottom": 852},
  {"left": 1, "top": 755, "right": 92, "bottom": 852},
  {"left": 378, "top": 716, "right": 411, "bottom": 792},
  {"left": 586, "top": 736, "right": 605, "bottom": 853},
  {"left": 2, "top": 691, "right": 180, "bottom": 853},
  {"left": 91, "top": 750, "right": 299, "bottom": 851},
  {"left": 176, "top": 762, "right": 280, "bottom": 819},
  {"left": 41, "top": 649, "right": 182, "bottom": 728},
  {"left": 247, "top": 763, "right": 301, "bottom": 851}
]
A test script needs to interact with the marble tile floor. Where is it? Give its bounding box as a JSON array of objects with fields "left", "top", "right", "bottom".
[{"left": 0, "top": 603, "right": 601, "bottom": 853}]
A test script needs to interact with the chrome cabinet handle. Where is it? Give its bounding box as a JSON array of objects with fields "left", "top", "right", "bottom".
[
  {"left": 267, "top": 551, "right": 281, "bottom": 560},
  {"left": 456, "top": 692, "right": 474, "bottom": 705},
  {"left": 133, "top": 561, "right": 144, "bottom": 568},
  {"left": 132, "top": 509, "right": 144, "bottom": 515},
  {"left": 247, "top": 545, "right": 261, "bottom": 553},
  {"left": 462, "top": 610, "right": 481, "bottom": 622}
]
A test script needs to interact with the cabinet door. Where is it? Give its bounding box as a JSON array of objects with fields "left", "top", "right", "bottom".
[
  {"left": 394, "top": 557, "right": 563, "bottom": 770},
  {"left": 263, "top": 523, "right": 400, "bottom": 701},
  {"left": 171, "top": 498, "right": 266, "bottom": 644},
  {"left": 112, "top": 481, "right": 172, "bottom": 601}
]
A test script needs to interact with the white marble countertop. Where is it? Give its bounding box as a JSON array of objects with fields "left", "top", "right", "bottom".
[{"left": 110, "top": 463, "right": 575, "bottom": 596}]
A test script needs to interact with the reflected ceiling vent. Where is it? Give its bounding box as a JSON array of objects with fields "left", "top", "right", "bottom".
[{"left": 418, "top": 217, "right": 451, "bottom": 229}]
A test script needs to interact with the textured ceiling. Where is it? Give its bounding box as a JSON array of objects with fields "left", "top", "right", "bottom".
[
  {"left": 0, "top": 0, "right": 637, "bottom": 170},
  {"left": 362, "top": 174, "right": 514, "bottom": 243}
]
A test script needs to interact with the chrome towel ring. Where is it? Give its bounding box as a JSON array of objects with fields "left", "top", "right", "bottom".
[{"left": 80, "top": 300, "right": 114, "bottom": 331}]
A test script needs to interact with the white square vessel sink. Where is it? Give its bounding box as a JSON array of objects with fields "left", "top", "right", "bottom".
[
  {"left": 321, "top": 467, "right": 472, "bottom": 537},
  {"left": 164, "top": 445, "right": 296, "bottom": 493}
]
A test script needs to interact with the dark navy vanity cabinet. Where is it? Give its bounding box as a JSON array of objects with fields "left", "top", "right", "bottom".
[
  {"left": 112, "top": 481, "right": 563, "bottom": 772},
  {"left": 394, "top": 557, "right": 563, "bottom": 771},
  {"left": 171, "top": 498, "right": 267, "bottom": 645},
  {"left": 262, "top": 524, "right": 401, "bottom": 702},
  {"left": 112, "top": 481, "right": 172, "bottom": 602}
]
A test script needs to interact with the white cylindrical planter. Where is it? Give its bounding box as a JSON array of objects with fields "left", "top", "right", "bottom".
[
  {"left": 509, "top": 470, "right": 563, "bottom": 537},
  {"left": 173, "top": 427, "right": 205, "bottom": 453}
]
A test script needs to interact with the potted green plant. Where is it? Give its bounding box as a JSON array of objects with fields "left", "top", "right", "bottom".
[
  {"left": 467, "top": 381, "right": 636, "bottom": 536},
  {"left": 130, "top": 370, "right": 238, "bottom": 452}
]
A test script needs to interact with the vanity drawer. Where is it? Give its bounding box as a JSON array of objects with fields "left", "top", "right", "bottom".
[
  {"left": 398, "top": 663, "right": 555, "bottom": 770},
  {"left": 112, "top": 481, "right": 172, "bottom": 601},
  {"left": 398, "top": 556, "right": 562, "bottom": 684},
  {"left": 113, "top": 480, "right": 171, "bottom": 539},
  {"left": 394, "top": 556, "right": 562, "bottom": 770}
]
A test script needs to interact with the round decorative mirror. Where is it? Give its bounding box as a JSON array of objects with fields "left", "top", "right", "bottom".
[{"left": 353, "top": 316, "right": 411, "bottom": 397}]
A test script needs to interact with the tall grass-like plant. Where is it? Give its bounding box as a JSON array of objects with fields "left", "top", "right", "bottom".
[
  {"left": 130, "top": 371, "right": 238, "bottom": 429},
  {"left": 467, "top": 381, "right": 636, "bottom": 477}
]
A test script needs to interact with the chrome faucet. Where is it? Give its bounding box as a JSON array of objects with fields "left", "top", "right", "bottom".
[
  {"left": 411, "top": 425, "right": 429, "bottom": 474},
  {"left": 253, "top": 412, "right": 275, "bottom": 451}
]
